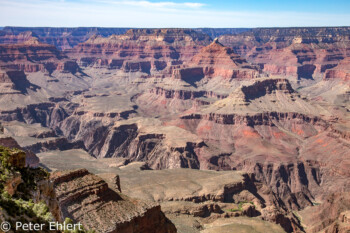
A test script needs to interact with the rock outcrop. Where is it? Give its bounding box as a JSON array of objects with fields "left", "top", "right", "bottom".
[
  {"left": 299, "top": 192, "right": 350, "bottom": 233},
  {"left": 219, "top": 27, "right": 350, "bottom": 80},
  {"left": 68, "top": 29, "right": 212, "bottom": 72},
  {"left": 324, "top": 57, "right": 350, "bottom": 81},
  {"left": 0, "top": 31, "right": 36, "bottom": 45},
  {"left": 37, "top": 169, "right": 176, "bottom": 233},
  {"left": 0, "top": 136, "right": 39, "bottom": 168},
  {"left": 170, "top": 78, "right": 349, "bottom": 224},
  {"left": 186, "top": 39, "right": 260, "bottom": 80},
  {"left": 0, "top": 69, "right": 39, "bottom": 94},
  {"left": 0, "top": 27, "right": 131, "bottom": 50},
  {"left": 0, "top": 38, "right": 80, "bottom": 74},
  {"left": 0, "top": 26, "right": 349, "bottom": 233},
  {"left": 0, "top": 27, "right": 253, "bottom": 50},
  {"left": 58, "top": 117, "right": 205, "bottom": 169}
]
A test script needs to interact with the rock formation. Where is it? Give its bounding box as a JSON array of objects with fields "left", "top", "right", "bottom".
[
  {"left": 37, "top": 169, "right": 176, "bottom": 233},
  {"left": 219, "top": 27, "right": 350, "bottom": 80},
  {"left": 0, "top": 27, "right": 251, "bottom": 50},
  {"left": 0, "top": 26, "right": 349, "bottom": 233},
  {"left": 324, "top": 57, "right": 350, "bottom": 81},
  {"left": 0, "top": 27, "right": 132, "bottom": 50},
  {"left": 0, "top": 139, "right": 176, "bottom": 233},
  {"left": 186, "top": 38, "right": 260, "bottom": 80},
  {"left": 68, "top": 29, "right": 212, "bottom": 72},
  {"left": 0, "top": 38, "right": 79, "bottom": 74},
  {"left": 0, "top": 135, "right": 39, "bottom": 168}
]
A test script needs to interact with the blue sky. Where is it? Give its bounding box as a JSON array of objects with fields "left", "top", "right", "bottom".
[{"left": 0, "top": 0, "right": 349, "bottom": 27}]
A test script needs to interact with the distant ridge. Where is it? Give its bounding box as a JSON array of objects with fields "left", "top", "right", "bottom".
[
  {"left": 1, "top": 26, "right": 349, "bottom": 51},
  {"left": 0, "top": 27, "right": 252, "bottom": 50}
]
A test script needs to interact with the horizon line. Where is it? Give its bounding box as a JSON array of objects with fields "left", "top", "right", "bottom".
[{"left": 1, "top": 26, "right": 350, "bottom": 29}]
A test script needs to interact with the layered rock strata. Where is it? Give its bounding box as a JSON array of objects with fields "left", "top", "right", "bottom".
[
  {"left": 37, "top": 169, "right": 176, "bottom": 233},
  {"left": 0, "top": 38, "right": 79, "bottom": 74}
]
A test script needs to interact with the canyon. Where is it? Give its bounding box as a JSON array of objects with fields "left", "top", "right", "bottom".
[{"left": 0, "top": 27, "right": 349, "bottom": 233}]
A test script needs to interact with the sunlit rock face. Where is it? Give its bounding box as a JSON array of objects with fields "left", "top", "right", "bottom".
[{"left": 0, "top": 27, "right": 349, "bottom": 233}]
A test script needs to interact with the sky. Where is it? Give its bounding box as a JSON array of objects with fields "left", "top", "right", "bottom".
[{"left": 0, "top": 0, "right": 350, "bottom": 28}]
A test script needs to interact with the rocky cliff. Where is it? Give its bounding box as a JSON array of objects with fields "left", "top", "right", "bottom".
[
  {"left": 0, "top": 31, "right": 36, "bottom": 45},
  {"left": 0, "top": 138, "right": 176, "bottom": 233},
  {"left": 36, "top": 169, "right": 176, "bottom": 233},
  {"left": 0, "top": 27, "right": 131, "bottom": 50},
  {"left": 0, "top": 38, "right": 80, "bottom": 74},
  {"left": 324, "top": 57, "right": 350, "bottom": 81},
  {"left": 0, "top": 27, "right": 253, "bottom": 51},
  {"left": 182, "top": 39, "right": 260, "bottom": 80},
  {"left": 170, "top": 78, "right": 349, "bottom": 225},
  {"left": 219, "top": 27, "right": 350, "bottom": 80},
  {"left": 0, "top": 136, "right": 39, "bottom": 168},
  {"left": 0, "top": 69, "right": 39, "bottom": 94},
  {"left": 0, "top": 26, "right": 349, "bottom": 233},
  {"left": 299, "top": 192, "right": 350, "bottom": 233},
  {"left": 67, "top": 29, "right": 212, "bottom": 72}
]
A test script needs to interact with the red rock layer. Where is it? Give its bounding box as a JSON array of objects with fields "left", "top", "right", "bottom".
[
  {"left": 181, "top": 39, "right": 260, "bottom": 80},
  {"left": 219, "top": 27, "right": 350, "bottom": 80},
  {"left": 68, "top": 28, "right": 212, "bottom": 72},
  {"left": 0, "top": 31, "right": 35, "bottom": 44},
  {"left": 0, "top": 38, "right": 79, "bottom": 74},
  {"left": 324, "top": 57, "right": 350, "bottom": 81}
]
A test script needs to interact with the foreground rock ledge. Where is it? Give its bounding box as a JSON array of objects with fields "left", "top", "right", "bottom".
[{"left": 36, "top": 168, "right": 177, "bottom": 233}]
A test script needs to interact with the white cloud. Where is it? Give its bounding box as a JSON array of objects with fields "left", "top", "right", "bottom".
[
  {"left": 0, "top": 0, "right": 349, "bottom": 27},
  {"left": 96, "top": 0, "right": 205, "bottom": 9}
]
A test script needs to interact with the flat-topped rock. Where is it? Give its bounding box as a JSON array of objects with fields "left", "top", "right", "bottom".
[{"left": 41, "top": 168, "right": 176, "bottom": 233}]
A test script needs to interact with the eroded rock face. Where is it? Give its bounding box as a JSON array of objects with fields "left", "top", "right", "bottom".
[
  {"left": 299, "top": 192, "right": 350, "bottom": 233},
  {"left": 168, "top": 78, "right": 349, "bottom": 222},
  {"left": 0, "top": 27, "right": 252, "bottom": 51},
  {"left": 0, "top": 31, "right": 37, "bottom": 45},
  {"left": 324, "top": 57, "right": 350, "bottom": 81},
  {"left": 68, "top": 29, "right": 212, "bottom": 72},
  {"left": 98, "top": 163, "right": 301, "bottom": 232},
  {"left": 0, "top": 27, "right": 131, "bottom": 50},
  {"left": 219, "top": 27, "right": 350, "bottom": 80},
  {"left": 187, "top": 39, "right": 260, "bottom": 80},
  {"left": 0, "top": 69, "right": 39, "bottom": 94},
  {"left": 58, "top": 118, "right": 205, "bottom": 169},
  {"left": 0, "top": 26, "right": 349, "bottom": 233},
  {"left": 169, "top": 39, "right": 261, "bottom": 82},
  {"left": 0, "top": 136, "right": 39, "bottom": 168},
  {"left": 37, "top": 169, "right": 176, "bottom": 233},
  {"left": 0, "top": 38, "right": 79, "bottom": 74}
]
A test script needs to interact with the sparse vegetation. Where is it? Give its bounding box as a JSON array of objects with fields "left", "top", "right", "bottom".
[
  {"left": 0, "top": 146, "right": 92, "bottom": 233},
  {"left": 0, "top": 192, "right": 53, "bottom": 221},
  {"left": 0, "top": 146, "right": 53, "bottom": 231},
  {"left": 227, "top": 201, "right": 255, "bottom": 212},
  {"left": 0, "top": 146, "right": 20, "bottom": 189}
]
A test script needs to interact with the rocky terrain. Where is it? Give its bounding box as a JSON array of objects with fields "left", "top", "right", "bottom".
[
  {"left": 0, "top": 27, "right": 131, "bottom": 50},
  {"left": 67, "top": 28, "right": 212, "bottom": 72},
  {"left": 0, "top": 27, "right": 249, "bottom": 50},
  {"left": 0, "top": 37, "right": 80, "bottom": 74},
  {"left": 219, "top": 27, "right": 350, "bottom": 81},
  {"left": 0, "top": 27, "right": 349, "bottom": 232},
  {"left": 0, "top": 125, "right": 176, "bottom": 233}
]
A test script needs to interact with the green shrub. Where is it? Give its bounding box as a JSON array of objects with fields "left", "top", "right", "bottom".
[{"left": 227, "top": 201, "right": 255, "bottom": 212}]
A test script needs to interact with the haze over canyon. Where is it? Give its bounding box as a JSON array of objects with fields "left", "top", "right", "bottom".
[{"left": 0, "top": 26, "right": 349, "bottom": 233}]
